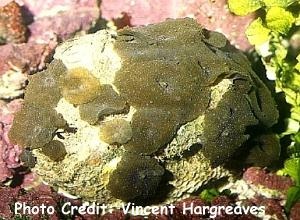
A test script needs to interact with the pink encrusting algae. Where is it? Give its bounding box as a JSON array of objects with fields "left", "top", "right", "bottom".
[
  {"left": 0, "top": 99, "right": 23, "bottom": 182},
  {"left": 243, "top": 167, "right": 294, "bottom": 193},
  {"left": 0, "top": 0, "right": 100, "bottom": 75}
]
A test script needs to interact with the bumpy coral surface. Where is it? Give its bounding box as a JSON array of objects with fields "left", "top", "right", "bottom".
[{"left": 9, "top": 18, "right": 278, "bottom": 207}]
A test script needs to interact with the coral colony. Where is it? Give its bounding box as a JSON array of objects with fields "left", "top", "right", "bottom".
[{"left": 9, "top": 18, "right": 278, "bottom": 207}]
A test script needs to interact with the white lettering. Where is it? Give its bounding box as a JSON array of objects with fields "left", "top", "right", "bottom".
[
  {"left": 47, "top": 206, "right": 55, "bottom": 215},
  {"left": 14, "top": 202, "right": 23, "bottom": 214},
  {"left": 225, "top": 206, "right": 233, "bottom": 214},
  {"left": 122, "top": 202, "right": 132, "bottom": 214},
  {"left": 61, "top": 202, "right": 71, "bottom": 215},
  {"left": 183, "top": 202, "right": 194, "bottom": 214},
  {"left": 233, "top": 206, "right": 243, "bottom": 215},
  {"left": 13, "top": 201, "right": 266, "bottom": 218},
  {"left": 193, "top": 205, "right": 202, "bottom": 215},
  {"left": 31, "top": 206, "right": 39, "bottom": 215},
  {"left": 209, "top": 206, "right": 218, "bottom": 218},
  {"left": 258, "top": 206, "right": 265, "bottom": 215},
  {"left": 14, "top": 202, "right": 55, "bottom": 215},
  {"left": 168, "top": 204, "right": 175, "bottom": 215},
  {"left": 242, "top": 205, "right": 251, "bottom": 214}
]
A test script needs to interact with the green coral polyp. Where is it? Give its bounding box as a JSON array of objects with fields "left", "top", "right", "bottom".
[
  {"left": 20, "top": 149, "right": 36, "bottom": 168},
  {"left": 113, "top": 18, "right": 278, "bottom": 158},
  {"left": 9, "top": 60, "right": 67, "bottom": 159},
  {"left": 202, "top": 82, "right": 259, "bottom": 165},
  {"left": 245, "top": 133, "right": 281, "bottom": 167},
  {"left": 124, "top": 108, "right": 180, "bottom": 154}
]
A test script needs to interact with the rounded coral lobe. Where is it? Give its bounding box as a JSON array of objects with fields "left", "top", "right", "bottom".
[
  {"left": 24, "top": 59, "right": 67, "bottom": 107},
  {"left": 9, "top": 60, "right": 67, "bottom": 151},
  {"left": 41, "top": 140, "right": 67, "bottom": 162},
  {"left": 245, "top": 133, "right": 281, "bottom": 167},
  {"left": 60, "top": 67, "right": 101, "bottom": 105},
  {"left": 99, "top": 118, "right": 132, "bottom": 145},
  {"left": 79, "top": 85, "right": 127, "bottom": 125},
  {"left": 9, "top": 105, "right": 66, "bottom": 149},
  {"left": 107, "top": 154, "right": 165, "bottom": 201},
  {"left": 124, "top": 108, "right": 179, "bottom": 154}
]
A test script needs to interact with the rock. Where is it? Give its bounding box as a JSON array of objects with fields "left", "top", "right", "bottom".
[{"left": 8, "top": 19, "right": 278, "bottom": 208}]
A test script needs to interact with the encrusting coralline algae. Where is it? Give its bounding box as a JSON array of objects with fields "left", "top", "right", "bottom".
[{"left": 8, "top": 18, "right": 279, "bottom": 207}]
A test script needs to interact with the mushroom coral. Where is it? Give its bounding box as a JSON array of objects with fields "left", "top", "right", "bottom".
[{"left": 107, "top": 154, "right": 164, "bottom": 201}]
